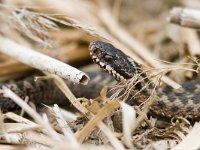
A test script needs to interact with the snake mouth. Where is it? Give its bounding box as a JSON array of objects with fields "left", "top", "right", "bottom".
[{"left": 89, "top": 42, "right": 106, "bottom": 69}]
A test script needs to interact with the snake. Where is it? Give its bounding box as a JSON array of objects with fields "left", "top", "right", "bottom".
[
  {"left": 89, "top": 41, "right": 200, "bottom": 120},
  {"left": 1, "top": 41, "right": 200, "bottom": 121}
]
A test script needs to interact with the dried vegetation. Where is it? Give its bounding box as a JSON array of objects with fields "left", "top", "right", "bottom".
[{"left": 0, "top": 0, "right": 200, "bottom": 149}]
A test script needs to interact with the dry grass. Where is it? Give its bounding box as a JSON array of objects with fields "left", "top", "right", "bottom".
[{"left": 0, "top": 0, "right": 200, "bottom": 150}]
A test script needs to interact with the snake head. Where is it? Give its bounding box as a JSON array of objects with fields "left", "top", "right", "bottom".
[{"left": 89, "top": 41, "right": 142, "bottom": 81}]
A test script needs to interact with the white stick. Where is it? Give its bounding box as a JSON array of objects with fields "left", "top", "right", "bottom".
[
  {"left": 169, "top": 7, "right": 200, "bottom": 29},
  {"left": 0, "top": 36, "right": 89, "bottom": 85}
]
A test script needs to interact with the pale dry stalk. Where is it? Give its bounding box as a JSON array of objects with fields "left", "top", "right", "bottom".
[
  {"left": 169, "top": 7, "right": 200, "bottom": 29},
  {"left": 0, "top": 36, "right": 89, "bottom": 85}
]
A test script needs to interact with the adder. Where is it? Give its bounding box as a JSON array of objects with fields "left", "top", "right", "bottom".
[
  {"left": 89, "top": 41, "right": 200, "bottom": 121},
  {"left": 1, "top": 41, "right": 200, "bottom": 121}
]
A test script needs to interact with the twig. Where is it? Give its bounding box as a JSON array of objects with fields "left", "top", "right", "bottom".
[
  {"left": 169, "top": 7, "right": 200, "bottom": 29},
  {"left": 0, "top": 36, "right": 89, "bottom": 85}
]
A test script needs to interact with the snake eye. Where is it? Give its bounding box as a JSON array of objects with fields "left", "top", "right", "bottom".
[{"left": 104, "top": 55, "right": 113, "bottom": 61}]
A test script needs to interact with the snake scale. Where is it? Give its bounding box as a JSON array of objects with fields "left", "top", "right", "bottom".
[{"left": 1, "top": 41, "right": 200, "bottom": 121}]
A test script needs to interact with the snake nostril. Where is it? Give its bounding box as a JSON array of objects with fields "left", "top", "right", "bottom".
[{"left": 92, "top": 49, "right": 99, "bottom": 55}]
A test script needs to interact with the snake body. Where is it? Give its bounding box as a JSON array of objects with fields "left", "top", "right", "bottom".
[
  {"left": 0, "top": 75, "right": 68, "bottom": 110},
  {"left": 1, "top": 41, "right": 200, "bottom": 121},
  {"left": 89, "top": 41, "right": 200, "bottom": 120},
  {"left": 0, "top": 71, "right": 115, "bottom": 111}
]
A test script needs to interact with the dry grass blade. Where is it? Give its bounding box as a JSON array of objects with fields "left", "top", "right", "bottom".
[
  {"left": 52, "top": 104, "right": 79, "bottom": 148},
  {"left": 48, "top": 74, "right": 90, "bottom": 115},
  {"left": 1, "top": 123, "right": 40, "bottom": 133},
  {"left": 1, "top": 87, "right": 61, "bottom": 141},
  {"left": 4, "top": 112, "right": 38, "bottom": 126},
  {"left": 45, "top": 15, "right": 107, "bottom": 40},
  {"left": 76, "top": 101, "right": 120, "bottom": 143},
  {"left": 97, "top": 121, "right": 125, "bottom": 150}
]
